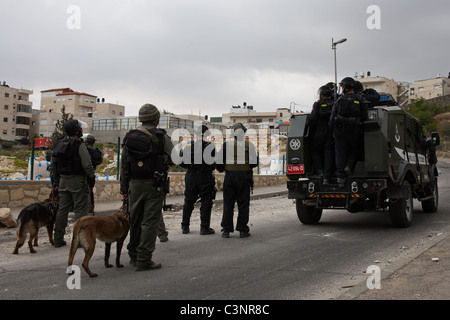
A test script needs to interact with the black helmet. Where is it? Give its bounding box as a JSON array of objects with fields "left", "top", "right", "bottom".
[
  {"left": 339, "top": 77, "right": 356, "bottom": 90},
  {"left": 318, "top": 85, "right": 332, "bottom": 97},
  {"left": 354, "top": 81, "right": 363, "bottom": 93},
  {"left": 326, "top": 82, "right": 336, "bottom": 89},
  {"left": 64, "top": 120, "right": 82, "bottom": 136},
  {"left": 231, "top": 122, "right": 247, "bottom": 133},
  {"left": 195, "top": 124, "right": 209, "bottom": 136}
]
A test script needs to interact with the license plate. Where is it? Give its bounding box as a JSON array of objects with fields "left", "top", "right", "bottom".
[{"left": 287, "top": 164, "right": 304, "bottom": 174}]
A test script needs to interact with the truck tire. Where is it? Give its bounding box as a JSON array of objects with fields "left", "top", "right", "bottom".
[
  {"left": 389, "top": 181, "right": 413, "bottom": 228},
  {"left": 296, "top": 201, "right": 322, "bottom": 224},
  {"left": 421, "top": 178, "right": 438, "bottom": 213}
]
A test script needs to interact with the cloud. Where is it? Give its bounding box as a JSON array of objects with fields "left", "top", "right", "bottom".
[{"left": 1, "top": 0, "right": 449, "bottom": 117}]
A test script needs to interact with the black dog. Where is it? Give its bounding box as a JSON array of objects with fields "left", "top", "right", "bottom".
[{"left": 12, "top": 194, "right": 58, "bottom": 254}]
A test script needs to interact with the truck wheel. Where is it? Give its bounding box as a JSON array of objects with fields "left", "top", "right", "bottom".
[
  {"left": 389, "top": 181, "right": 413, "bottom": 228},
  {"left": 421, "top": 178, "right": 438, "bottom": 213},
  {"left": 296, "top": 201, "right": 322, "bottom": 224}
]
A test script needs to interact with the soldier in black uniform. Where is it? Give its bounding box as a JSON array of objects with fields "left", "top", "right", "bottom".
[
  {"left": 84, "top": 134, "right": 102, "bottom": 215},
  {"left": 307, "top": 85, "right": 335, "bottom": 185},
  {"left": 355, "top": 81, "right": 380, "bottom": 109},
  {"left": 180, "top": 124, "right": 216, "bottom": 235},
  {"left": 329, "top": 77, "right": 368, "bottom": 186}
]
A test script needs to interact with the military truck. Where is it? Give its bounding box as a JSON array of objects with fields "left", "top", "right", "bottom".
[{"left": 286, "top": 95, "right": 440, "bottom": 228}]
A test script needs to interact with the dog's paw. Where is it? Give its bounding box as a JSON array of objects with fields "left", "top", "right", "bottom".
[
  {"left": 117, "top": 263, "right": 124, "bottom": 268},
  {"left": 89, "top": 273, "right": 98, "bottom": 278},
  {"left": 105, "top": 263, "right": 113, "bottom": 268}
]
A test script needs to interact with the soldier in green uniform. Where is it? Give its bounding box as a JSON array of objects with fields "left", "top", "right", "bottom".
[
  {"left": 120, "top": 104, "right": 173, "bottom": 271},
  {"left": 50, "top": 120, "right": 95, "bottom": 247},
  {"left": 216, "top": 123, "right": 258, "bottom": 238}
]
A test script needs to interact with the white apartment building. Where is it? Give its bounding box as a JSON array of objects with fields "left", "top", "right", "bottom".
[{"left": 0, "top": 82, "right": 33, "bottom": 143}]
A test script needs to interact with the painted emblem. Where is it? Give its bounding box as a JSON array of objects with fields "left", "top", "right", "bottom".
[
  {"left": 290, "top": 139, "right": 301, "bottom": 150},
  {"left": 395, "top": 124, "right": 401, "bottom": 143}
]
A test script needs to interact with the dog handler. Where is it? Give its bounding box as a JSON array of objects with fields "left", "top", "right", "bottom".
[
  {"left": 50, "top": 119, "right": 95, "bottom": 247},
  {"left": 120, "top": 104, "right": 174, "bottom": 271}
]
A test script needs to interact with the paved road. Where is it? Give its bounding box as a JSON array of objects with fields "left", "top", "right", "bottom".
[{"left": 0, "top": 162, "right": 449, "bottom": 303}]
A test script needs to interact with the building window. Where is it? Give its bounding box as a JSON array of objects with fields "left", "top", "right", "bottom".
[
  {"left": 418, "top": 87, "right": 424, "bottom": 92},
  {"left": 112, "top": 110, "right": 116, "bottom": 115},
  {"left": 4, "top": 105, "right": 8, "bottom": 110},
  {"left": 434, "top": 84, "right": 441, "bottom": 90},
  {"left": 3, "top": 117, "right": 8, "bottom": 122},
  {"left": 410, "top": 88, "right": 415, "bottom": 95},
  {"left": 2, "top": 130, "right": 6, "bottom": 135},
  {"left": 279, "top": 112, "right": 283, "bottom": 117}
]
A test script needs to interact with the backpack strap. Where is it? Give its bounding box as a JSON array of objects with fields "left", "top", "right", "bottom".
[{"left": 136, "top": 127, "right": 153, "bottom": 138}]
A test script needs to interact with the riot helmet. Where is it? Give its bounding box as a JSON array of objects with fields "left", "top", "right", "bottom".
[
  {"left": 83, "top": 133, "right": 96, "bottom": 144},
  {"left": 339, "top": 77, "right": 356, "bottom": 93},
  {"left": 318, "top": 85, "right": 332, "bottom": 97},
  {"left": 138, "top": 104, "right": 160, "bottom": 123},
  {"left": 64, "top": 119, "right": 83, "bottom": 136},
  {"left": 354, "top": 81, "right": 364, "bottom": 93}
]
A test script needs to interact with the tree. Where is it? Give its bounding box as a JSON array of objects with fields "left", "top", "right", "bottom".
[
  {"left": 50, "top": 105, "right": 74, "bottom": 149},
  {"left": 406, "top": 98, "right": 450, "bottom": 134}
]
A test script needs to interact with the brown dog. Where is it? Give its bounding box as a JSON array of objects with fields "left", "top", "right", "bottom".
[
  {"left": 67, "top": 202, "right": 129, "bottom": 278},
  {"left": 12, "top": 193, "right": 59, "bottom": 254}
]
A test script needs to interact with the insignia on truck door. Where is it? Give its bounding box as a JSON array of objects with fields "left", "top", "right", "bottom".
[{"left": 290, "top": 139, "right": 301, "bottom": 150}]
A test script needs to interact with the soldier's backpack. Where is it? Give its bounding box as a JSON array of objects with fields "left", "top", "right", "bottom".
[
  {"left": 123, "top": 127, "right": 167, "bottom": 180},
  {"left": 52, "top": 137, "right": 84, "bottom": 175}
]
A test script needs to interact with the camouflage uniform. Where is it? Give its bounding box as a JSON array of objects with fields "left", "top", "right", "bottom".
[
  {"left": 50, "top": 120, "right": 95, "bottom": 247},
  {"left": 120, "top": 104, "right": 173, "bottom": 270}
]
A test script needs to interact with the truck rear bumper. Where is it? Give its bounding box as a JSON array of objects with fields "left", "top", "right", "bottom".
[{"left": 287, "top": 178, "right": 387, "bottom": 201}]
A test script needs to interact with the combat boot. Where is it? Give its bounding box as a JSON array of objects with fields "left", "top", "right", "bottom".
[{"left": 200, "top": 227, "right": 215, "bottom": 235}]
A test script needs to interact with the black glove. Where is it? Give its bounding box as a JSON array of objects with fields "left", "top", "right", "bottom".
[{"left": 87, "top": 176, "right": 95, "bottom": 189}]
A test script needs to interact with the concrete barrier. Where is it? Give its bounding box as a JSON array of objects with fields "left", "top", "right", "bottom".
[{"left": 0, "top": 172, "right": 287, "bottom": 208}]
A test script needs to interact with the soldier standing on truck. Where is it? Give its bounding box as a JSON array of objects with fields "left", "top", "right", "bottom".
[
  {"left": 329, "top": 77, "right": 368, "bottom": 187},
  {"left": 355, "top": 80, "right": 380, "bottom": 109},
  {"left": 306, "top": 85, "right": 335, "bottom": 185}
]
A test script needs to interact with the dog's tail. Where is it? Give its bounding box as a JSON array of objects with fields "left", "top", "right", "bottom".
[
  {"left": 12, "top": 219, "right": 25, "bottom": 254},
  {"left": 67, "top": 221, "right": 82, "bottom": 266}
]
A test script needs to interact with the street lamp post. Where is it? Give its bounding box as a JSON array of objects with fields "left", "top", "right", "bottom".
[{"left": 332, "top": 38, "right": 347, "bottom": 98}]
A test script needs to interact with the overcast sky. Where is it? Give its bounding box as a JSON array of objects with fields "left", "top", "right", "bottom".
[{"left": 1, "top": 0, "right": 449, "bottom": 117}]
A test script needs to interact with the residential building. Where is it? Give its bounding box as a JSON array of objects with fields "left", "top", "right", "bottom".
[
  {"left": 91, "top": 113, "right": 223, "bottom": 144},
  {"left": 409, "top": 74, "right": 450, "bottom": 102},
  {"left": 36, "top": 87, "right": 125, "bottom": 138},
  {"left": 0, "top": 81, "right": 33, "bottom": 143},
  {"left": 356, "top": 73, "right": 410, "bottom": 106},
  {"left": 40, "top": 88, "right": 97, "bottom": 117},
  {"left": 221, "top": 104, "right": 292, "bottom": 128},
  {"left": 95, "top": 101, "right": 125, "bottom": 118}
]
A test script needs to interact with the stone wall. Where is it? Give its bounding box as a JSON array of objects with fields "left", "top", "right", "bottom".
[{"left": 0, "top": 173, "right": 287, "bottom": 208}]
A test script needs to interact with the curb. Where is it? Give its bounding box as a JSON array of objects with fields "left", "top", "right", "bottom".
[{"left": 336, "top": 225, "right": 450, "bottom": 300}]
